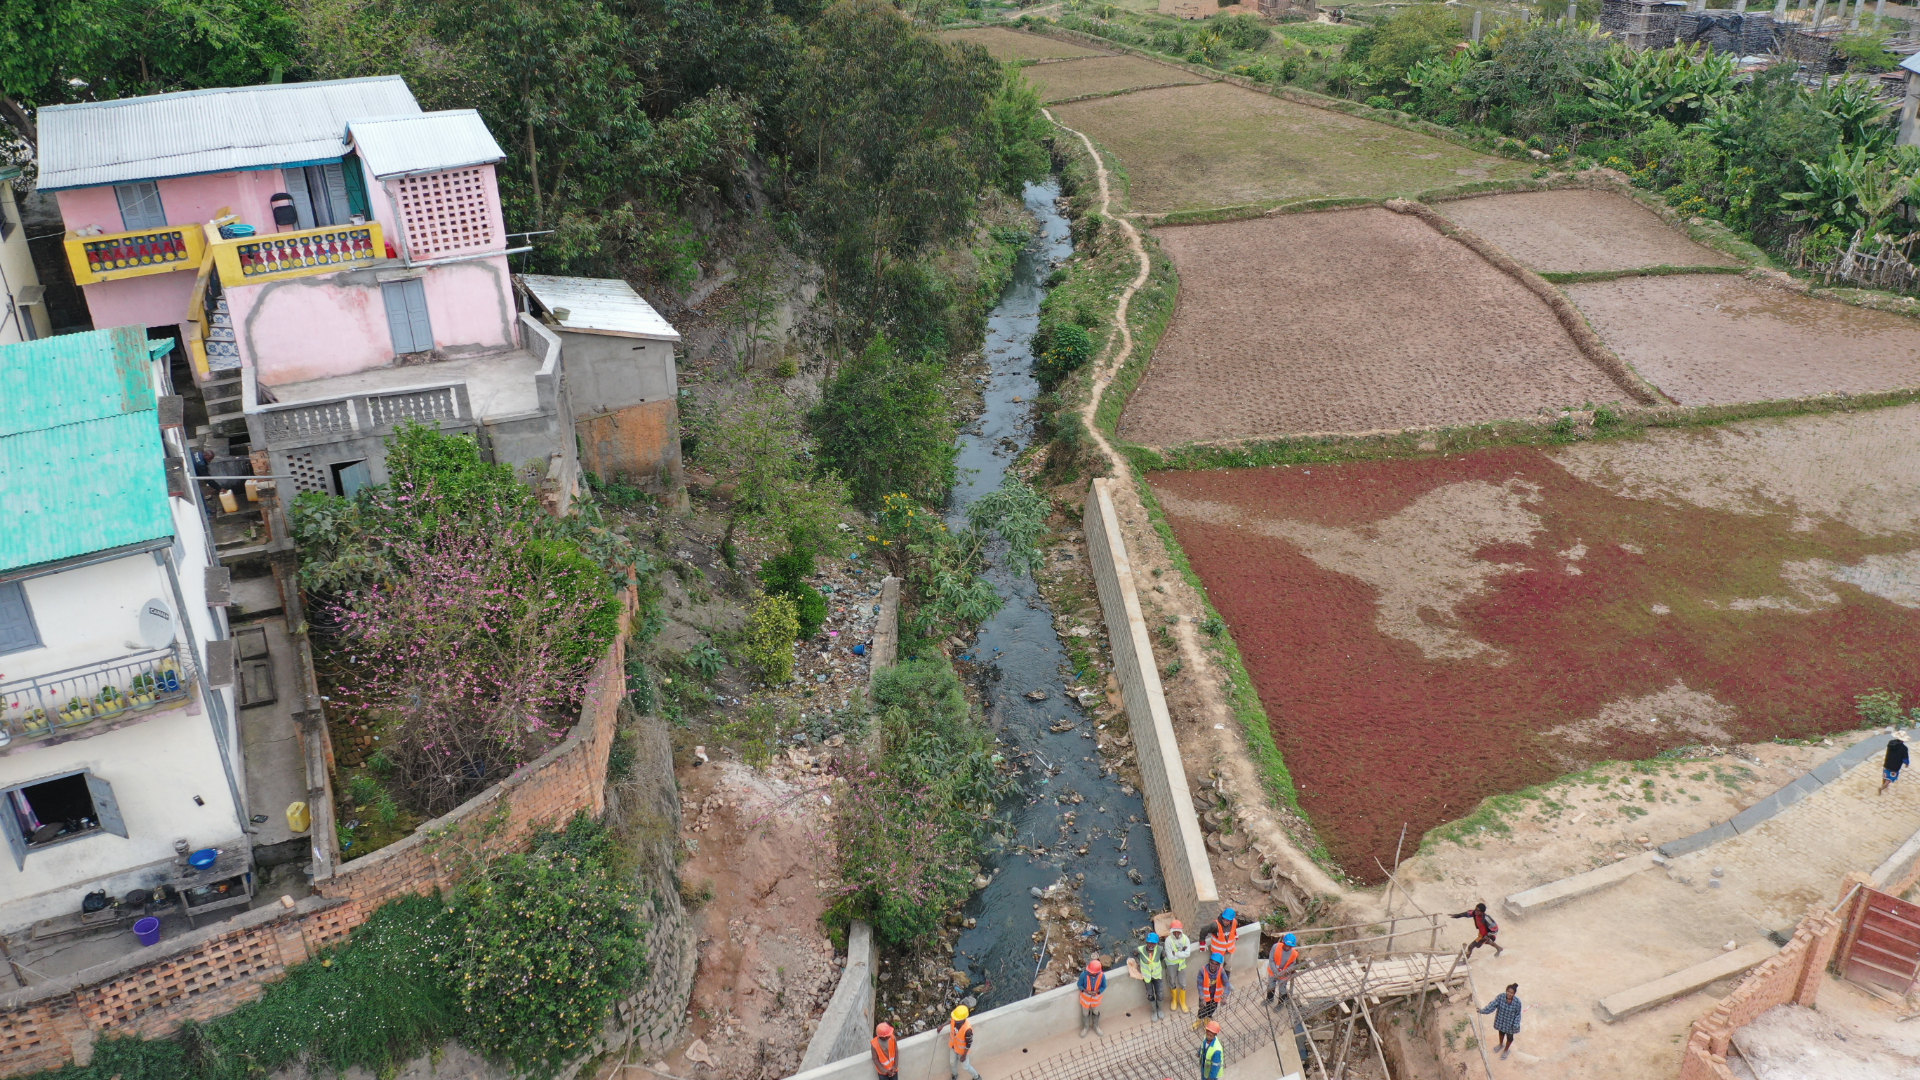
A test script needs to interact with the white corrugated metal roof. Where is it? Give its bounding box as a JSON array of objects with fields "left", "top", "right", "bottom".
[
  {"left": 37, "top": 76, "right": 421, "bottom": 190},
  {"left": 1901, "top": 53, "right": 1920, "bottom": 75},
  {"left": 519, "top": 275, "right": 681, "bottom": 341},
  {"left": 347, "top": 110, "right": 507, "bottom": 178}
]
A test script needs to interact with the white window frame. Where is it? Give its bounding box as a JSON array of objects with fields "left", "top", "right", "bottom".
[
  {"left": 114, "top": 182, "right": 168, "bottom": 231},
  {"left": 4, "top": 770, "right": 128, "bottom": 869}
]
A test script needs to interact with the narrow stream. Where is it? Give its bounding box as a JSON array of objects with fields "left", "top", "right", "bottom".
[{"left": 948, "top": 179, "right": 1167, "bottom": 1010}]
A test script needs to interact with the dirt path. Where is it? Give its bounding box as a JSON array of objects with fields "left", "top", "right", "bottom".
[{"left": 1045, "top": 110, "right": 1354, "bottom": 909}]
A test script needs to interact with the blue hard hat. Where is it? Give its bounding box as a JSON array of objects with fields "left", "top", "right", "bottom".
[
  {"left": 1147, "top": 932, "right": 1160, "bottom": 943},
  {"left": 1211, "top": 952, "right": 1225, "bottom": 963},
  {"left": 1283, "top": 933, "right": 1298, "bottom": 948},
  {"left": 1221, "top": 908, "right": 1236, "bottom": 921}
]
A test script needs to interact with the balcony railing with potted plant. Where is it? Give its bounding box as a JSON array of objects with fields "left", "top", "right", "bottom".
[
  {"left": 208, "top": 221, "right": 385, "bottom": 285},
  {"left": 63, "top": 224, "right": 209, "bottom": 285},
  {"left": 0, "top": 644, "right": 198, "bottom": 750}
]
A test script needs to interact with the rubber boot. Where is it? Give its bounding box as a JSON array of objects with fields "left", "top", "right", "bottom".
[
  {"left": 1151, "top": 992, "right": 1163, "bottom": 1022},
  {"left": 1171, "top": 987, "right": 1185, "bottom": 1013},
  {"left": 1079, "top": 1008, "right": 1091, "bottom": 1038},
  {"left": 1091, "top": 1010, "right": 1104, "bottom": 1037}
]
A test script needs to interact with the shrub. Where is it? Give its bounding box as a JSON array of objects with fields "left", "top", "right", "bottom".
[
  {"left": 456, "top": 815, "right": 647, "bottom": 1075},
  {"left": 810, "top": 335, "right": 959, "bottom": 508},
  {"left": 1856, "top": 688, "right": 1920, "bottom": 728},
  {"left": 743, "top": 593, "right": 800, "bottom": 682},
  {"left": 1210, "top": 12, "right": 1271, "bottom": 51},
  {"left": 1035, "top": 321, "right": 1096, "bottom": 390},
  {"left": 761, "top": 537, "right": 828, "bottom": 639},
  {"left": 826, "top": 758, "right": 978, "bottom": 945}
]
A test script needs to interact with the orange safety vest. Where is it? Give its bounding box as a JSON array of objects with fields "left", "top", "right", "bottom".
[
  {"left": 1267, "top": 943, "right": 1298, "bottom": 980},
  {"left": 1200, "top": 962, "right": 1228, "bottom": 1004},
  {"left": 1078, "top": 970, "right": 1106, "bottom": 1009},
  {"left": 1212, "top": 918, "right": 1238, "bottom": 956},
  {"left": 948, "top": 1019, "right": 973, "bottom": 1056},
  {"left": 871, "top": 1035, "right": 898, "bottom": 1075}
]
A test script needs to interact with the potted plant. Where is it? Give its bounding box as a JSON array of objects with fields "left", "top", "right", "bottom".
[
  {"left": 58, "top": 698, "right": 95, "bottom": 726},
  {"left": 19, "top": 707, "right": 50, "bottom": 737},
  {"left": 130, "top": 672, "right": 160, "bottom": 709},
  {"left": 94, "top": 686, "right": 126, "bottom": 719}
]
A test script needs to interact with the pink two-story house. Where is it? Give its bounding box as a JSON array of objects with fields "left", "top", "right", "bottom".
[{"left": 39, "top": 77, "right": 594, "bottom": 505}]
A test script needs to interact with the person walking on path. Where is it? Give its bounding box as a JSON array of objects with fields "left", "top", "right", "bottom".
[
  {"left": 870, "top": 1023, "right": 898, "bottom": 1080},
  {"left": 945, "top": 1006, "right": 981, "bottom": 1080},
  {"left": 1193, "top": 951, "right": 1232, "bottom": 1028},
  {"left": 1138, "top": 932, "right": 1167, "bottom": 1022},
  {"left": 1479, "top": 983, "right": 1523, "bottom": 1060},
  {"left": 1165, "top": 919, "right": 1197, "bottom": 1013},
  {"left": 1078, "top": 958, "right": 1108, "bottom": 1038},
  {"left": 1198, "top": 1019, "right": 1225, "bottom": 1080},
  {"left": 1265, "top": 932, "right": 1300, "bottom": 1009},
  {"left": 1882, "top": 731, "right": 1910, "bottom": 795},
  {"left": 1451, "top": 903, "right": 1503, "bottom": 958}
]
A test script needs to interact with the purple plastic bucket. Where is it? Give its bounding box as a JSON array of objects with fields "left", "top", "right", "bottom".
[{"left": 133, "top": 917, "right": 161, "bottom": 946}]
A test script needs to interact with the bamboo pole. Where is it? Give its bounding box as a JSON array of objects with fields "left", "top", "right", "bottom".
[{"left": 1463, "top": 968, "right": 1498, "bottom": 1080}]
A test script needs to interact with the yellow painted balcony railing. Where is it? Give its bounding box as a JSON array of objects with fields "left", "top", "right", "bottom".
[
  {"left": 209, "top": 221, "right": 384, "bottom": 285},
  {"left": 64, "top": 224, "right": 207, "bottom": 285}
]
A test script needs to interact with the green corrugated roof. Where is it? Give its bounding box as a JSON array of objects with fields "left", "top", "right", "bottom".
[{"left": 0, "top": 328, "right": 174, "bottom": 573}]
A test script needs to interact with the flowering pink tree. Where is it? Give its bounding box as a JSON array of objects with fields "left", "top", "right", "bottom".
[
  {"left": 329, "top": 518, "right": 618, "bottom": 815},
  {"left": 824, "top": 753, "right": 976, "bottom": 945}
]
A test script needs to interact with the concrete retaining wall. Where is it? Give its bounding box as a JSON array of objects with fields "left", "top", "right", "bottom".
[
  {"left": 797, "top": 922, "right": 876, "bottom": 1073},
  {"left": 1083, "top": 478, "right": 1218, "bottom": 929},
  {"left": 783, "top": 924, "right": 1264, "bottom": 1080}
]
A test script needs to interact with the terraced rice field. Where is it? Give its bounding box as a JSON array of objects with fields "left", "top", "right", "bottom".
[{"left": 1019, "top": 54, "right": 1203, "bottom": 103}]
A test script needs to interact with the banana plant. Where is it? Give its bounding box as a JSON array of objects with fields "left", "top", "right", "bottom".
[
  {"left": 1585, "top": 43, "right": 1736, "bottom": 130},
  {"left": 1783, "top": 143, "right": 1920, "bottom": 248},
  {"left": 1818, "top": 77, "right": 1897, "bottom": 154}
]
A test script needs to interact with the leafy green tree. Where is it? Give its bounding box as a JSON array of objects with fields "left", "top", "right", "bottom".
[
  {"left": 691, "top": 385, "right": 850, "bottom": 564},
  {"left": 810, "top": 335, "right": 958, "bottom": 509},
  {"left": 1359, "top": 5, "right": 1462, "bottom": 86}
]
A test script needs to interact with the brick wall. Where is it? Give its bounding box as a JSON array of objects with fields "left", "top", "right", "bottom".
[
  {"left": 0, "top": 589, "right": 637, "bottom": 1079},
  {"left": 1675, "top": 880, "right": 1853, "bottom": 1080}
]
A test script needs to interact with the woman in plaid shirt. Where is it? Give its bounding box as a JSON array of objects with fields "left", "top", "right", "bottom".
[{"left": 1479, "top": 983, "right": 1523, "bottom": 1059}]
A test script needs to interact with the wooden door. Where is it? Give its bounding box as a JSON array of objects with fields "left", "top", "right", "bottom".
[{"left": 1841, "top": 887, "right": 1920, "bottom": 995}]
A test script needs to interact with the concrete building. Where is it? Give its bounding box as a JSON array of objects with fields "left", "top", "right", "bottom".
[
  {"left": 0, "top": 327, "right": 246, "bottom": 932},
  {"left": 36, "top": 77, "right": 581, "bottom": 507},
  {"left": 519, "top": 274, "right": 684, "bottom": 490},
  {"left": 0, "top": 166, "right": 50, "bottom": 343}
]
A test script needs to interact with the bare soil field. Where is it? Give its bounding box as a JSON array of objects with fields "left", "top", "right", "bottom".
[
  {"left": 1434, "top": 188, "right": 1741, "bottom": 273},
  {"left": 1566, "top": 275, "right": 1920, "bottom": 404},
  {"left": 1051, "top": 82, "right": 1526, "bottom": 212},
  {"left": 938, "top": 26, "right": 1108, "bottom": 60},
  {"left": 1148, "top": 404, "right": 1920, "bottom": 877},
  {"left": 1018, "top": 54, "right": 1203, "bottom": 103},
  {"left": 1118, "top": 208, "right": 1622, "bottom": 445}
]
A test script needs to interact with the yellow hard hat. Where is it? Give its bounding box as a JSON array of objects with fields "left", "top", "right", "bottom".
[{"left": 952, "top": 1006, "right": 969, "bottom": 1021}]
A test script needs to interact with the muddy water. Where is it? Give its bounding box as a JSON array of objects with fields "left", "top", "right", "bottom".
[{"left": 948, "top": 179, "right": 1166, "bottom": 1009}]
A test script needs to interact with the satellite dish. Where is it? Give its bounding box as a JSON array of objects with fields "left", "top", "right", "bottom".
[{"left": 138, "top": 598, "right": 176, "bottom": 649}]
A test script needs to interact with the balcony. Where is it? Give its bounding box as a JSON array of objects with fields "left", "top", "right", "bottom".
[
  {"left": 63, "top": 225, "right": 207, "bottom": 285},
  {"left": 208, "top": 221, "right": 385, "bottom": 286},
  {"left": 0, "top": 644, "right": 198, "bottom": 752}
]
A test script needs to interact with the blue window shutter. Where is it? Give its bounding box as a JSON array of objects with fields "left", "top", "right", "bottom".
[
  {"left": 282, "top": 168, "right": 316, "bottom": 230},
  {"left": 0, "top": 581, "right": 41, "bottom": 656},
  {"left": 403, "top": 279, "right": 432, "bottom": 351},
  {"left": 114, "top": 183, "right": 166, "bottom": 230},
  {"left": 85, "top": 774, "right": 127, "bottom": 838}
]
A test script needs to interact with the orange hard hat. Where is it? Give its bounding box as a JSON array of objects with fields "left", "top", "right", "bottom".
[
  {"left": 876, "top": 1023, "right": 893, "bottom": 1037},
  {"left": 1087, "top": 959, "right": 1102, "bottom": 973},
  {"left": 1206, "top": 1020, "right": 1222, "bottom": 1034},
  {"left": 1168, "top": 920, "right": 1183, "bottom": 930}
]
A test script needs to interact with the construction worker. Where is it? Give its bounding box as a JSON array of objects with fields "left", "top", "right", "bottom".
[
  {"left": 1265, "top": 933, "right": 1300, "bottom": 1009},
  {"left": 1199, "top": 1019, "right": 1225, "bottom": 1080},
  {"left": 870, "top": 1022, "right": 898, "bottom": 1080},
  {"left": 1165, "top": 919, "right": 1196, "bottom": 1013},
  {"left": 1193, "top": 951, "right": 1231, "bottom": 1027},
  {"left": 1138, "top": 932, "right": 1167, "bottom": 1021},
  {"left": 945, "top": 1005, "right": 981, "bottom": 1080},
  {"left": 1210, "top": 908, "right": 1240, "bottom": 961},
  {"left": 1078, "top": 958, "right": 1107, "bottom": 1038}
]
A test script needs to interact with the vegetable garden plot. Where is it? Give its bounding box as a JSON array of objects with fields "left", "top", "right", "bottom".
[{"left": 1433, "top": 189, "right": 1741, "bottom": 274}]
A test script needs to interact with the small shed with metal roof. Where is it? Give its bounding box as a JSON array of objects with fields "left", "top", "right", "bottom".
[
  {"left": 0, "top": 327, "right": 174, "bottom": 573},
  {"left": 347, "top": 111, "right": 509, "bottom": 179},
  {"left": 516, "top": 274, "right": 684, "bottom": 489},
  {"left": 36, "top": 76, "right": 422, "bottom": 191}
]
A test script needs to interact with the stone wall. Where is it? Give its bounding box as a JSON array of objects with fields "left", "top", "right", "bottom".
[
  {"left": 0, "top": 588, "right": 643, "bottom": 1078},
  {"left": 1082, "top": 478, "right": 1219, "bottom": 929}
]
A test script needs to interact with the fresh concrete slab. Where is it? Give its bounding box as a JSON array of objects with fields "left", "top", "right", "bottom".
[
  {"left": 1503, "top": 852, "right": 1657, "bottom": 919},
  {"left": 1596, "top": 942, "right": 1777, "bottom": 1022}
]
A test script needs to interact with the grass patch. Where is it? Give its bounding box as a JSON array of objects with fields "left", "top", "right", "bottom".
[{"left": 1538, "top": 264, "right": 1750, "bottom": 285}]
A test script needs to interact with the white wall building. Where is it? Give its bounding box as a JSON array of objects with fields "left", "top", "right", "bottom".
[
  {"left": 0, "top": 166, "right": 50, "bottom": 343},
  {"left": 0, "top": 326, "right": 244, "bottom": 931}
]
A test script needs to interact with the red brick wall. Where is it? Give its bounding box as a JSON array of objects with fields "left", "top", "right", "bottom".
[
  {"left": 0, "top": 590, "right": 633, "bottom": 1078},
  {"left": 1676, "top": 878, "right": 1856, "bottom": 1080}
]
